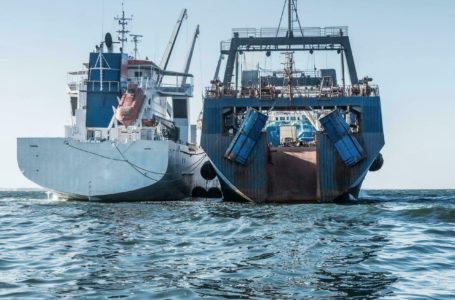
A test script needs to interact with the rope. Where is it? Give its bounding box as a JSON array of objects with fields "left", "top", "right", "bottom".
[
  {"left": 113, "top": 144, "right": 207, "bottom": 183},
  {"left": 113, "top": 143, "right": 161, "bottom": 181},
  {"left": 65, "top": 143, "right": 124, "bottom": 161},
  {"left": 292, "top": 0, "right": 305, "bottom": 37},
  {"left": 145, "top": 153, "right": 207, "bottom": 184},
  {"left": 64, "top": 141, "right": 207, "bottom": 179},
  {"left": 276, "top": 0, "right": 287, "bottom": 37}
]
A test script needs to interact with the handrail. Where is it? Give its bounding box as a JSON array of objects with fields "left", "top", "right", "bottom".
[
  {"left": 232, "top": 26, "right": 348, "bottom": 38},
  {"left": 205, "top": 84, "right": 379, "bottom": 99}
]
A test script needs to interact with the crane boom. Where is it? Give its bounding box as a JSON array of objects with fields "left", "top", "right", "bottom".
[
  {"left": 160, "top": 9, "right": 187, "bottom": 71},
  {"left": 213, "top": 53, "right": 223, "bottom": 81},
  {"left": 179, "top": 25, "right": 199, "bottom": 86}
]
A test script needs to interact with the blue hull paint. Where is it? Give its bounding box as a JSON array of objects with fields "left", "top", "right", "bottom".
[{"left": 201, "top": 96, "right": 385, "bottom": 203}]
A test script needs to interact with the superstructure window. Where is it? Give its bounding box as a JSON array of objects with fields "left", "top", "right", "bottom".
[{"left": 134, "top": 71, "right": 143, "bottom": 77}]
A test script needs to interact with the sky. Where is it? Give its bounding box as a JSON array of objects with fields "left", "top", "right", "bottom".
[{"left": 1, "top": 0, "right": 454, "bottom": 189}]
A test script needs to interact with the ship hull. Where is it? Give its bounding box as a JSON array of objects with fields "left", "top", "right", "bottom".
[
  {"left": 201, "top": 96, "right": 385, "bottom": 203},
  {"left": 17, "top": 138, "right": 215, "bottom": 201}
]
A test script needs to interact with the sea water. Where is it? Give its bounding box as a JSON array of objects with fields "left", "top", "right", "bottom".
[{"left": 1, "top": 190, "right": 454, "bottom": 299}]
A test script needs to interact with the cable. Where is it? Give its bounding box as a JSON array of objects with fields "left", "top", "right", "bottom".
[
  {"left": 292, "top": 0, "right": 305, "bottom": 37},
  {"left": 113, "top": 143, "right": 161, "bottom": 181},
  {"left": 276, "top": 0, "right": 287, "bottom": 37},
  {"left": 64, "top": 141, "right": 206, "bottom": 177},
  {"left": 65, "top": 143, "right": 124, "bottom": 161}
]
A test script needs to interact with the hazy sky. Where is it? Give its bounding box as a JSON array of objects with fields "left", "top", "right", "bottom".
[{"left": 1, "top": 0, "right": 454, "bottom": 189}]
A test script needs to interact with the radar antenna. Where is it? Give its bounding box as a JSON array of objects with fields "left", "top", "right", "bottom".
[
  {"left": 114, "top": 2, "right": 133, "bottom": 52},
  {"left": 130, "top": 34, "right": 143, "bottom": 59}
]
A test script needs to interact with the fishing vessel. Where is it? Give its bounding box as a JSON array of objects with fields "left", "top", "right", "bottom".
[
  {"left": 17, "top": 7, "right": 221, "bottom": 201},
  {"left": 200, "top": 0, "right": 384, "bottom": 203}
]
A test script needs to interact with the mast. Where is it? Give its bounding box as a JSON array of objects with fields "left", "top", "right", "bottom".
[
  {"left": 130, "top": 34, "right": 143, "bottom": 59},
  {"left": 115, "top": 3, "right": 132, "bottom": 53},
  {"left": 287, "top": 0, "right": 293, "bottom": 38}
]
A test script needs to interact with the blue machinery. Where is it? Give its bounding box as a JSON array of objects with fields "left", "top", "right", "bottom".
[
  {"left": 225, "top": 108, "right": 268, "bottom": 165},
  {"left": 201, "top": 0, "right": 385, "bottom": 203},
  {"left": 320, "top": 110, "right": 366, "bottom": 167}
]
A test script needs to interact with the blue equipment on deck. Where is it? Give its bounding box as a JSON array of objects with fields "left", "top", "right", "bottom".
[
  {"left": 225, "top": 108, "right": 268, "bottom": 164},
  {"left": 265, "top": 121, "right": 315, "bottom": 146},
  {"left": 320, "top": 110, "right": 366, "bottom": 167}
]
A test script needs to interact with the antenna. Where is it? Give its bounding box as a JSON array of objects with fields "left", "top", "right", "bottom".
[
  {"left": 114, "top": 2, "right": 133, "bottom": 53},
  {"left": 287, "top": 0, "right": 293, "bottom": 38},
  {"left": 277, "top": 0, "right": 304, "bottom": 38},
  {"left": 130, "top": 34, "right": 143, "bottom": 59}
]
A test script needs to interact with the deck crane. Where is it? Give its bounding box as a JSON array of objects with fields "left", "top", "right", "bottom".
[
  {"left": 160, "top": 9, "right": 187, "bottom": 71},
  {"left": 179, "top": 25, "right": 200, "bottom": 86},
  {"left": 173, "top": 24, "right": 200, "bottom": 144}
]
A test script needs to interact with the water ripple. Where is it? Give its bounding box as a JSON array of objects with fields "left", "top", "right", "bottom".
[{"left": 0, "top": 190, "right": 454, "bottom": 298}]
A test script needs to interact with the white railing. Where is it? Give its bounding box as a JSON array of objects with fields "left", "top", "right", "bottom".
[{"left": 232, "top": 26, "right": 348, "bottom": 38}]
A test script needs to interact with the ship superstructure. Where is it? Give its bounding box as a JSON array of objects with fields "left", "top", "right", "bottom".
[
  {"left": 200, "top": 0, "right": 384, "bottom": 203},
  {"left": 17, "top": 7, "right": 220, "bottom": 201}
]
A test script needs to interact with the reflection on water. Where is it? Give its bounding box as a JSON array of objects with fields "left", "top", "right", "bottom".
[{"left": 0, "top": 190, "right": 454, "bottom": 298}]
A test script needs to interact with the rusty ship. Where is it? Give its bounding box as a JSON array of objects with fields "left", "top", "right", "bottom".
[{"left": 200, "top": 0, "right": 384, "bottom": 203}]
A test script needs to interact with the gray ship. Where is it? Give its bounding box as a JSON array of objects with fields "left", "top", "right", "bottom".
[{"left": 17, "top": 7, "right": 220, "bottom": 201}]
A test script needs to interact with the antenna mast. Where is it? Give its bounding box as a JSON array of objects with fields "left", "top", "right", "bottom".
[
  {"left": 278, "top": 0, "right": 303, "bottom": 38},
  {"left": 115, "top": 3, "right": 132, "bottom": 53},
  {"left": 130, "top": 34, "right": 143, "bottom": 59},
  {"left": 287, "top": 0, "right": 293, "bottom": 38}
]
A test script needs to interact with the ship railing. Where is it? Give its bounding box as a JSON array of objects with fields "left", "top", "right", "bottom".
[
  {"left": 128, "top": 77, "right": 158, "bottom": 90},
  {"left": 158, "top": 84, "right": 193, "bottom": 97},
  {"left": 67, "top": 81, "right": 88, "bottom": 93},
  {"left": 158, "top": 76, "right": 194, "bottom": 97},
  {"left": 160, "top": 75, "right": 194, "bottom": 88},
  {"left": 205, "top": 84, "right": 379, "bottom": 99},
  {"left": 231, "top": 26, "right": 348, "bottom": 38},
  {"left": 258, "top": 68, "right": 320, "bottom": 78},
  {"left": 67, "top": 70, "right": 88, "bottom": 91},
  {"left": 221, "top": 40, "right": 231, "bottom": 52},
  {"left": 87, "top": 81, "right": 121, "bottom": 92},
  {"left": 221, "top": 27, "right": 348, "bottom": 51}
]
